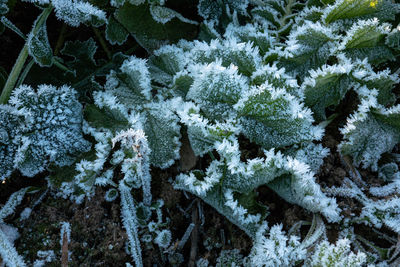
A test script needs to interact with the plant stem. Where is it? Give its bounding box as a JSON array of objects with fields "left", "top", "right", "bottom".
[
  {"left": 54, "top": 24, "right": 67, "bottom": 56},
  {"left": 0, "top": 6, "right": 53, "bottom": 104},
  {"left": 92, "top": 26, "right": 112, "bottom": 60},
  {"left": 16, "top": 59, "right": 34, "bottom": 88}
]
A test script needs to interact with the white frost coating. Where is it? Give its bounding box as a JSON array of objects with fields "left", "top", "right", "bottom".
[
  {"left": 306, "top": 238, "right": 367, "bottom": 266},
  {"left": 33, "top": 250, "right": 56, "bottom": 267},
  {"left": 0, "top": 188, "right": 27, "bottom": 221},
  {"left": 175, "top": 160, "right": 223, "bottom": 196},
  {"left": 0, "top": 188, "right": 28, "bottom": 267},
  {"left": 119, "top": 182, "right": 143, "bottom": 267},
  {"left": 187, "top": 60, "right": 249, "bottom": 118},
  {"left": 327, "top": 178, "right": 400, "bottom": 234},
  {"left": 59, "top": 221, "right": 71, "bottom": 246},
  {"left": 113, "top": 128, "right": 152, "bottom": 206},
  {"left": 339, "top": 86, "right": 400, "bottom": 170},
  {"left": 224, "top": 189, "right": 262, "bottom": 225},
  {"left": 246, "top": 223, "right": 306, "bottom": 267},
  {"left": 52, "top": 0, "right": 106, "bottom": 27},
  {"left": 337, "top": 18, "right": 391, "bottom": 51},
  {"left": 154, "top": 229, "right": 172, "bottom": 249},
  {"left": 286, "top": 20, "right": 337, "bottom": 54},
  {"left": 150, "top": 5, "right": 198, "bottom": 25},
  {"left": 153, "top": 44, "right": 190, "bottom": 72},
  {"left": 282, "top": 156, "right": 341, "bottom": 222},
  {"left": 119, "top": 57, "right": 152, "bottom": 101},
  {"left": 189, "top": 38, "right": 262, "bottom": 76},
  {"left": 0, "top": 229, "right": 26, "bottom": 267}
]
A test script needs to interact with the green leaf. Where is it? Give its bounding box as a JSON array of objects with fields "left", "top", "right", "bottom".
[
  {"left": 25, "top": 40, "right": 126, "bottom": 99},
  {"left": 234, "top": 191, "right": 268, "bottom": 220},
  {"left": 105, "top": 56, "right": 152, "bottom": 107},
  {"left": 237, "top": 85, "right": 323, "bottom": 149},
  {"left": 105, "top": 15, "right": 129, "bottom": 45},
  {"left": 323, "top": 0, "right": 382, "bottom": 24},
  {"left": 84, "top": 104, "right": 129, "bottom": 132},
  {"left": 338, "top": 19, "right": 393, "bottom": 64},
  {"left": 144, "top": 101, "right": 181, "bottom": 169},
  {"left": 115, "top": 3, "right": 198, "bottom": 51},
  {"left": 27, "top": 21, "right": 53, "bottom": 67},
  {"left": 385, "top": 27, "right": 400, "bottom": 51},
  {"left": 276, "top": 22, "right": 336, "bottom": 77},
  {"left": 340, "top": 112, "right": 400, "bottom": 170},
  {"left": 187, "top": 62, "right": 248, "bottom": 120},
  {"left": 303, "top": 65, "right": 353, "bottom": 121}
]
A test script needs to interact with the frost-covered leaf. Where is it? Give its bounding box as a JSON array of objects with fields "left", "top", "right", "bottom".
[
  {"left": 352, "top": 59, "right": 398, "bottom": 106},
  {"left": 105, "top": 56, "right": 152, "bottom": 108},
  {"left": 175, "top": 179, "right": 262, "bottom": 238},
  {"left": 386, "top": 27, "right": 400, "bottom": 51},
  {"left": 378, "top": 163, "right": 399, "bottom": 181},
  {"left": 119, "top": 182, "right": 143, "bottom": 267},
  {"left": 143, "top": 101, "right": 181, "bottom": 168},
  {"left": 306, "top": 238, "right": 367, "bottom": 267},
  {"left": 216, "top": 140, "right": 339, "bottom": 222},
  {"left": 251, "top": 64, "right": 299, "bottom": 96},
  {"left": 198, "top": 0, "right": 248, "bottom": 20},
  {"left": 323, "top": 0, "right": 384, "bottom": 24},
  {"left": 246, "top": 224, "right": 306, "bottom": 267},
  {"left": 0, "top": 188, "right": 27, "bottom": 221},
  {"left": 337, "top": 18, "right": 393, "bottom": 64},
  {"left": 115, "top": 3, "right": 197, "bottom": 51},
  {"left": 303, "top": 62, "right": 354, "bottom": 121},
  {"left": 0, "top": 228, "right": 26, "bottom": 267},
  {"left": 149, "top": 5, "right": 197, "bottom": 25},
  {"left": 236, "top": 84, "right": 324, "bottom": 149},
  {"left": 339, "top": 87, "right": 400, "bottom": 170},
  {"left": 84, "top": 104, "right": 129, "bottom": 132},
  {"left": 154, "top": 229, "right": 171, "bottom": 248},
  {"left": 284, "top": 142, "right": 330, "bottom": 173},
  {"left": 187, "top": 61, "right": 248, "bottom": 120},
  {"left": 273, "top": 21, "right": 337, "bottom": 77},
  {"left": 52, "top": 0, "right": 106, "bottom": 27},
  {"left": 149, "top": 44, "right": 188, "bottom": 86},
  {"left": 190, "top": 39, "right": 262, "bottom": 77},
  {"left": 0, "top": 106, "right": 22, "bottom": 180},
  {"left": 197, "top": 0, "right": 222, "bottom": 20},
  {"left": 224, "top": 23, "right": 274, "bottom": 56},
  {"left": 27, "top": 20, "right": 53, "bottom": 67},
  {"left": 0, "top": 0, "right": 8, "bottom": 15},
  {"left": 340, "top": 114, "right": 400, "bottom": 171},
  {"left": 251, "top": 0, "right": 302, "bottom": 34},
  {"left": 105, "top": 15, "right": 129, "bottom": 45},
  {"left": 216, "top": 249, "right": 243, "bottom": 267},
  {"left": 177, "top": 102, "right": 238, "bottom": 156},
  {"left": 9, "top": 84, "right": 90, "bottom": 177},
  {"left": 266, "top": 158, "right": 340, "bottom": 222}
]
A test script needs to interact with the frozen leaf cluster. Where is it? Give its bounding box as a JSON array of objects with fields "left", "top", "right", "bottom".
[{"left": 0, "top": 84, "right": 90, "bottom": 180}]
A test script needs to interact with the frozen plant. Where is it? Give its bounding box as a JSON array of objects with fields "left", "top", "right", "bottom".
[
  {"left": 0, "top": 84, "right": 90, "bottom": 179},
  {"left": 306, "top": 238, "right": 367, "bottom": 267}
]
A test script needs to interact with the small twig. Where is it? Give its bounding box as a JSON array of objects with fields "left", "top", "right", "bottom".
[
  {"left": 61, "top": 231, "right": 69, "bottom": 267},
  {"left": 188, "top": 200, "right": 199, "bottom": 267},
  {"left": 60, "top": 222, "right": 71, "bottom": 267}
]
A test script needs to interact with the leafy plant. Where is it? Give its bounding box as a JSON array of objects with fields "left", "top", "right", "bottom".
[{"left": 1, "top": 0, "right": 400, "bottom": 265}]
